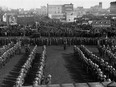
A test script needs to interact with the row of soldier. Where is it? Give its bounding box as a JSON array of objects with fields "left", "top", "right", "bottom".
[
  {"left": 0, "top": 28, "right": 100, "bottom": 38},
  {"left": 38, "top": 21, "right": 101, "bottom": 37},
  {"left": 97, "top": 44, "right": 116, "bottom": 67},
  {"left": 0, "top": 42, "right": 14, "bottom": 56},
  {"left": 0, "top": 41, "right": 21, "bottom": 69},
  {"left": 79, "top": 45, "right": 116, "bottom": 81},
  {"left": 20, "top": 37, "right": 98, "bottom": 46},
  {"left": 33, "top": 45, "right": 48, "bottom": 86},
  {"left": 14, "top": 45, "right": 37, "bottom": 87},
  {"left": 0, "top": 20, "right": 98, "bottom": 38},
  {"left": 74, "top": 45, "right": 110, "bottom": 82},
  {"left": 0, "top": 37, "right": 98, "bottom": 46},
  {"left": 0, "top": 38, "right": 16, "bottom": 46},
  {"left": 39, "top": 30, "right": 96, "bottom": 37}
]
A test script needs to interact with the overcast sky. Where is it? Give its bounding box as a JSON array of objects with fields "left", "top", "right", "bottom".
[{"left": 0, "top": 0, "right": 115, "bottom": 10}]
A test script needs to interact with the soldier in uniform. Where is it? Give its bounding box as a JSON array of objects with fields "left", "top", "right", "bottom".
[
  {"left": 41, "top": 75, "right": 45, "bottom": 85},
  {"left": 45, "top": 74, "right": 52, "bottom": 85},
  {"left": 25, "top": 44, "right": 30, "bottom": 54},
  {"left": 63, "top": 40, "right": 67, "bottom": 50}
]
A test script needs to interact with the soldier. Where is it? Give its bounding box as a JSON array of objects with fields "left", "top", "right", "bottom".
[
  {"left": 41, "top": 75, "right": 45, "bottom": 85},
  {"left": 45, "top": 74, "right": 52, "bottom": 85},
  {"left": 0, "top": 57, "right": 3, "bottom": 69},
  {"left": 33, "top": 80, "right": 38, "bottom": 87},
  {"left": 25, "top": 44, "right": 30, "bottom": 54},
  {"left": 63, "top": 40, "right": 67, "bottom": 50}
]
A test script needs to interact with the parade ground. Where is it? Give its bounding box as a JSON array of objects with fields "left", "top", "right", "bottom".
[{"left": 0, "top": 45, "right": 99, "bottom": 87}]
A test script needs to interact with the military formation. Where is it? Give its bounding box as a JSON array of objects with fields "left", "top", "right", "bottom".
[
  {"left": 0, "top": 21, "right": 98, "bottom": 38},
  {"left": 33, "top": 45, "right": 51, "bottom": 86},
  {"left": 0, "top": 41, "right": 21, "bottom": 69},
  {"left": 74, "top": 45, "right": 116, "bottom": 82},
  {"left": 98, "top": 44, "right": 116, "bottom": 68},
  {"left": 12, "top": 45, "right": 51, "bottom": 87},
  {"left": 0, "top": 37, "right": 98, "bottom": 46},
  {"left": 14, "top": 45, "right": 37, "bottom": 87},
  {"left": 0, "top": 21, "right": 116, "bottom": 87}
]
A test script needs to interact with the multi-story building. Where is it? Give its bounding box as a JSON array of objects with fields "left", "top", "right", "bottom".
[
  {"left": 66, "top": 11, "right": 77, "bottom": 22},
  {"left": 47, "top": 3, "right": 75, "bottom": 22},
  {"left": 47, "top": 4, "right": 63, "bottom": 14},
  {"left": 62, "top": 3, "right": 75, "bottom": 22},
  {"left": 62, "top": 3, "right": 73, "bottom": 13},
  {"left": 47, "top": 4, "right": 65, "bottom": 20},
  {"left": 47, "top": 4, "right": 64, "bottom": 19},
  {"left": 110, "top": 1, "right": 116, "bottom": 15},
  {"left": 86, "top": 2, "right": 107, "bottom": 16},
  {"left": 91, "top": 20, "right": 111, "bottom": 33},
  {"left": 92, "top": 20, "right": 111, "bottom": 28}
]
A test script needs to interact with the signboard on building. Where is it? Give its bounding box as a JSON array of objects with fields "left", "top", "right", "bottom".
[{"left": 17, "top": 14, "right": 35, "bottom": 25}]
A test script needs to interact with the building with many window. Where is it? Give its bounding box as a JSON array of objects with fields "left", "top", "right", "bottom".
[
  {"left": 62, "top": 3, "right": 73, "bottom": 13},
  {"left": 92, "top": 20, "right": 111, "bottom": 28},
  {"left": 110, "top": 1, "right": 116, "bottom": 15},
  {"left": 47, "top": 3, "right": 75, "bottom": 22},
  {"left": 47, "top": 4, "right": 65, "bottom": 19}
]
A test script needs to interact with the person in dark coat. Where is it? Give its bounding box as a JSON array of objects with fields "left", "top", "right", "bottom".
[{"left": 63, "top": 40, "right": 67, "bottom": 50}]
